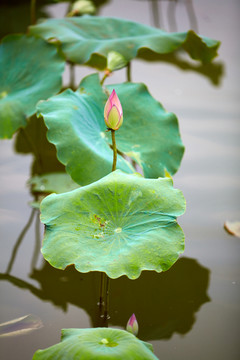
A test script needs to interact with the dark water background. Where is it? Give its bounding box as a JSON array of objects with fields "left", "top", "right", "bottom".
[{"left": 0, "top": 0, "right": 240, "bottom": 359}]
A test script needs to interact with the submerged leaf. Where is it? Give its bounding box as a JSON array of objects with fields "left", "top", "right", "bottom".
[
  {"left": 32, "top": 327, "right": 159, "bottom": 360},
  {"left": 29, "top": 16, "right": 220, "bottom": 69},
  {"left": 0, "top": 314, "right": 43, "bottom": 337},
  {"left": 0, "top": 34, "right": 65, "bottom": 138},
  {"left": 37, "top": 73, "right": 184, "bottom": 185},
  {"left": 40, "top": 170, "right": 185, "bottom": 279}
]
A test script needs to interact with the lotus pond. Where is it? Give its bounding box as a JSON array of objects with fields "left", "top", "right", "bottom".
[{"left": 0, "top": 0, "right": 239, "bottom": 359}]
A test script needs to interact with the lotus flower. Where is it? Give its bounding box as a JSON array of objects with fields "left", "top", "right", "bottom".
[
  {"left": 126, "top": 313, "right": 139, "bottom": 336},
  {"left": 104, "top": 89, "right": 123, "bottom": 130}
]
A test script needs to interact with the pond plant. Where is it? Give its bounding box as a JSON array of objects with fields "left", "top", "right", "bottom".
[{"left": 0, "top": 2, "right": 221, "bottom": 359}]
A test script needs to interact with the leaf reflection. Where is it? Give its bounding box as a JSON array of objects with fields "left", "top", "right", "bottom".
[{"left": 0, "top": 256, "right": 210, "bottom": 341}]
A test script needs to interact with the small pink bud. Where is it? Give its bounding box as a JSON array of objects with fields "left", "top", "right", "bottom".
[
  {"left": 126, "top": 313, "right": 139, "bottom": 336},
  {"left": 104, "top": 89, "right": 123, "bottom": 130}
]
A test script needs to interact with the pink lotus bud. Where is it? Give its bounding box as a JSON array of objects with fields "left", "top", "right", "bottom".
[
  {"left": 126, "top": 313, "right": 139, "bottom": 336},
  {"left": 104, "top": 89, "right": 123, "bottom": 130}
]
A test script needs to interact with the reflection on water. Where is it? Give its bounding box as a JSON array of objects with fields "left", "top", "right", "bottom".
[
  {"left": 109, "top": 257, "right": 210, "bottom": 340},
  {"left": 0, "top": 254, "right": 211, "bottom": 341},
  {"left": 137, "top": 49, "right": 224, "bottom": 86},
  {"left": 5, "top": 208, "right": 38, "bottom": 274},
  {"left": 137, "top": 0, "right": 198, "bottom": 32},
  {"left": 14, "top": 115, "right": 65, "bottom": 176}
]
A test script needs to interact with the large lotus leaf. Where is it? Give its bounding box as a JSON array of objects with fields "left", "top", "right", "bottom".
[
  {"left": 82, "top": 73, "right": 184, "bottom": 179},
  {"left": 29, "top": 16, "right": 220, "bottom": 69},
  {"left": 32, "top": 327, "right": 159, "bottom": 360},
  {"left": 0, "top": 34, "right": 65, "bottom": 138},
  {"left": 37, "top": 73, "right": 183, "bottom": 185},
  {"left": 40, "top": 170, "right": 185, "bottom": 279},
  {"left": 37, "top": 85, "right": 134, "bottom": 186}
]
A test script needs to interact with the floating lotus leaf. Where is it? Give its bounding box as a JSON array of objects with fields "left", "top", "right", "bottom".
[
  {"left": 32, "top": 327, "right": 159, "bottom": 360},
  {"left": 0, "top": 34, "right": 65, "bottom": 138},
  {"left": 29, "top": 16, "right": 220, "bottom": 69},
  {"left": 40, "top": 170, "right": 185, "bottom": 279},
  {"left": 37, "top": 73, "right": 184, "bottom": 185}
]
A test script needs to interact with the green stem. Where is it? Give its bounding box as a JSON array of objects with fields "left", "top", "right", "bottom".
[
  {"left": 99, "top": 272, "right": 105, "bottom": 309},
  {"left": 30, "top": 0, "right": 36, "bottom": 25},
  {"left": 100, "top": 72, "right": 108, "bottom": 86},
  {"left": 103, "top": 275, "right": 110, "bottom": 323},
  {"left": 126, "top": 62, "right": 132, "bottom": 82},
  {"left": 69, "top": 63, "right": 75, "bottom": 89},
  {"left": 98, "top": 129, "right": 117, "bottom": 321},
  {"left": 111, "top": 130, "right": 117, "bottom": 171},
  {"left": 102, "top": 129, "right": 118, "bottom": 319}
]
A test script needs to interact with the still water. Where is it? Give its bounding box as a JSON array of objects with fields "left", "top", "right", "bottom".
[{"left": 0, "top": 0, "right": 240, "bottom": 359}]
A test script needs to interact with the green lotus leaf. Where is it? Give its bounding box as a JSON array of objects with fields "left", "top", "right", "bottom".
[
  {"left": 40, "top": 170, "right": 185, "bottom": 279},
  {"left": 0, "top": 34, "right": 65, "bottom": 138},
  {"left": 37, "top": 73, "right": 184, "bottom": 185},
  {"left": 32, "top": 327, "right": 159, "bottom": 360},
  {"left": 37, "top": 85, "right": 134, "bottom": 186},
  {"left": 29, "top": 16, "right": 220, "bottom": 69},
  {"left": 85, "top": 73, "right": 184, "bottom": 179},
  {"left": 29, "top": 173, "right": 80, "bottom": 195}
]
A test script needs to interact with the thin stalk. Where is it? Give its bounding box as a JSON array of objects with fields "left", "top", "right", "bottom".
[
  {"left": 100, "top": 71, "right": 111, "bottom": 86},
  {"left": 69, "top": 63, "right": 75, "bottom": 89},
  {"left": 167, "top": 0, "right": 178, "bottom": 32},
  {"left": 31, "top": 209, "right": 41, "bottom": 271},
  {"left": 126, "top": 62, "right": 132, "bottom": 82},
  {"left": 151, "top": 0, "right": 162, "bottom": 28},
  {"left": 6, "top": 209, "right": 36, "bottom": 274},
  {"left": 103, "top": 276, "right": 110, "bottom": 322},
  {"left": 98, "top": 129, "right": 118, "bottom": 320},
  {"left": 186, "top": 0, "right": 198, "bottom": 33},
  {"left": 30, "top": 0, "right": 36, "bottom": 25},
  {"left": 99, "top": 272, "right": 105, "bottom": 309},
  {"left": 111, "top": 130, "right": 117, "bottom": 171},
  {"left": 101, "top": 129, "right": 118, "bottom": 319}
]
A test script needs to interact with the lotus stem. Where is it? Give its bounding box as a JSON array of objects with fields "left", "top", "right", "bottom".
[
  {"left": 69, "top": 63, "right": 75, "bottom": 89},
  {"left": 99, "top": 272, "right": 105, "bottom": 309},
  {"left": 30, "top": 0, "right": 36, "bottom": 25},
  {"left": 111, "top": 130, "right": 117, "bottom": 171},
  {"left": 127, "top": 62, "right": 132, "bottom": 82},
  {"left": 98, "top": 97, "right": 120, "bottom": 321},
  {"left": 103, "top": 276, "right": 110, "bottom": 323},
  {"left": 100, "top": 73, "right": 108, "bottom": 86},
  {"left": 99, "top": 129, "right": 117, "bottom": 320}
]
